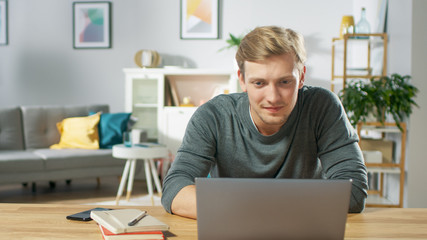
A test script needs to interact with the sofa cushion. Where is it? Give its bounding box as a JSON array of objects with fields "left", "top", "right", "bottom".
[
  {"left": 0, "top": 150, "right": 44, "bottom": 173},
  {"left": 33, "top": 149, "right": 124, "bottom": 170},
  {"left": 0, "top": 107, "right": 25, "bottom": 150},
  {"left": 50, "top": 113, "right": 100, "bottom": 149},
  {"left": 94, "top": 112, "right": 131, "bottom": 149},
  {"left": 21, "top": 105, "right": 109, "bottom": 149}
]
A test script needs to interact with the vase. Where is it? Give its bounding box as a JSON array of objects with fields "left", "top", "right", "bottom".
[{"left": 340, "top": 15, "right": 355, "bottom": 39}]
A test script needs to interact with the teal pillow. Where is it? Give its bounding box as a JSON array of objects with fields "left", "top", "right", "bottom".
[{"left": 91, "top": 112, "right": 131, "bottom": 149}]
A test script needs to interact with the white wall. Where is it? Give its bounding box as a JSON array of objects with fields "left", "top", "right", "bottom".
[
  {"left": 0, "top": 0, "right": 146, "bottom": 112},
  {"left": 0, "top": 0, "right": 352, "bottom": 112},
  {"left": 383, "top": 0, "right": 413, "bottom": 206},
  {"left": 407, "top": 0, "right": 427, "bottom": 208}
]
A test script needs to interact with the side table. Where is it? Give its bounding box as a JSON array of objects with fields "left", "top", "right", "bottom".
[{"left": 112, "top": 144, "right": 168, "bottom": 206}]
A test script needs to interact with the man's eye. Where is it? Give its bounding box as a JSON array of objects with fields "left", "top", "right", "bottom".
[{"left": 254, "top": 81, "right": 263, "bottom": 86}]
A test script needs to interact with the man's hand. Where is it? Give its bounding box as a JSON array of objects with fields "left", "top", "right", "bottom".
[{"left": 170, "top": 185, "right": 197, "bottom": 219}]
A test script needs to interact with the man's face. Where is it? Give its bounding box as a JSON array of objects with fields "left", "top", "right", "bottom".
[{"left": 238, "top": 54, "right": 305, "bottom": 135}]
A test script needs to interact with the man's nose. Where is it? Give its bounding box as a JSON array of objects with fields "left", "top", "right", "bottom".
[{"left": 265, "top": 84, "right": 281, "bottom": 103}]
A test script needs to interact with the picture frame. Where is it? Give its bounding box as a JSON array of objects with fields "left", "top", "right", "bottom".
[
  {"left": 0, "top": 0, "right": 8, "bottom": 45},
  {"left": 73, "top": 1, "right": 111, "bottom": 49},
  {"left": 180, "top": 0, "right": 219, "bottom": 39}
]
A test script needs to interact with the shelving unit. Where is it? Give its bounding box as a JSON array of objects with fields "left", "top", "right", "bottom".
[
  {"left": 331, "top": 33, "right": 405, "bottom": 207},
  {"left": 357, "top": 122, "right": 407, "bottom": 208},
  {"left": 124, "top": 68, "right": 238, "bottom": 154},
  {"left": 331, "top": 33, "right": 388, "bottom": 92}
]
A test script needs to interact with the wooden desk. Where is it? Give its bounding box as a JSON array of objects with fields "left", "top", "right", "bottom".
[{"left": 1, "top": 204, "right": 426, "bottom": 239}]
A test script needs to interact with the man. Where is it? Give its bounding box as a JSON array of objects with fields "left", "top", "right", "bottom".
[{"left": 161, "top": 26, "right": 368, "bottom": 219}]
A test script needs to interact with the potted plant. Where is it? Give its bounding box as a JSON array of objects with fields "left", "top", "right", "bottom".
[
  {"left": 219, "top": 33, "right": 243, "bottom": 52},
  {"left": 339, "top": 73, "right": 419, "bottom": 131}
]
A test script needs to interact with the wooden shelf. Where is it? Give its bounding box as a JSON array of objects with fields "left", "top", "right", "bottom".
[
  {"left": 366, "top": 166, "right": 401, "bottom": 174},
  {"left": 331, "top": 33, "right": 388, "bottom": 92},
  {"left": 357, "top": 122, "right": 406, "bottom": 208}
]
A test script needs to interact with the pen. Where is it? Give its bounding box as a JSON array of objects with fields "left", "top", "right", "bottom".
[{"left": 128, "top": 211, "right": 147, "bottom": 226}]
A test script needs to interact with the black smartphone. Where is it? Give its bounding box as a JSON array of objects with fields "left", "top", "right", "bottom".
[{"left": 66, "top": 207, "right": 112, "bottom": 221}]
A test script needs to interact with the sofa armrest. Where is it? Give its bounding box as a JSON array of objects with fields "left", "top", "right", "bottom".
[{"left": 0, "top": 107, "right": 25, "bottom": 150}]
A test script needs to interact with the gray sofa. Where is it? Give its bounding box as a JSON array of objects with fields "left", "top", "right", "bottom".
[{"left": 0, "top": 104, "right": 129, "bottom": 190}]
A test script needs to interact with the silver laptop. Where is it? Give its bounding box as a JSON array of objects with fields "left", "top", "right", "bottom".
[{"left": 196, "top": 178, "right": 352, "bottom": 240}]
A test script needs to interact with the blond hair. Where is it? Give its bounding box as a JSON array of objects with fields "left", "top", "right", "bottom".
[{"left": 236, "top": 26, "right": 306, "bottom": 76}]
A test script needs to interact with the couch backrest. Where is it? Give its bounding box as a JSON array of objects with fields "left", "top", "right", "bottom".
[
  {"left": 0, "top": 107, "right": 25, "bottom": 150},
  {"left": 21, "top": 105, "right": 109, "bottom": 149}
]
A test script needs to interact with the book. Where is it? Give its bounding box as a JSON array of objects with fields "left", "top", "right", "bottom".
[
  {"left": 167, "top": 78, "right": 180, "bottom": 106},
  {"left": 91, "top": 209, "right": 169, "bottom": 234},
  {"left": 98, "top": 225, "right": 164, "bottom": 240}
]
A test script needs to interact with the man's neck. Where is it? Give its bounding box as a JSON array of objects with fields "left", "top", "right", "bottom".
[{"left": 248, "top": 106, "right": 282, "bottom": 136}]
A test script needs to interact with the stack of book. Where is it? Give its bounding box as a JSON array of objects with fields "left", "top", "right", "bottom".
[{"left": 90, "top": 209, "right": 169, "bottom": 240}]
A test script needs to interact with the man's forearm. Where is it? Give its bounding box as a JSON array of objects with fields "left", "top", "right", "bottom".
[{"left": 171, "top": 185, "right": 197, "bottom": 219}]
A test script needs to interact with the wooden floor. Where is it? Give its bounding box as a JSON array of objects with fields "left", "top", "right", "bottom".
[{"left": 0, "top": 176, "right": 150, "bottom": 204}]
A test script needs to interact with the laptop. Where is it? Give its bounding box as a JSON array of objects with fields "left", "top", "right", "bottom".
[{"left": 196, "top": 178, "right": 352, "bottom": 240}]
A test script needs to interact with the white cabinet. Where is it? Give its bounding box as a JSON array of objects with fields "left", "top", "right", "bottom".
[
  {"left": 163, "top": 107, "right": 197, "bottom": 155},
  {"left": 124, "top": 68, "right": 238, "bottom": 155}
]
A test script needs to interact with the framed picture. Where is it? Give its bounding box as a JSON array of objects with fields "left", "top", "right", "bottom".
[
  {"left": 180, "top": 0, "right": 219, "bottom": 39},
  {"left": 73, "top": 1, "right": 111, "bottom": 49},
  {"left": 0, "top": 0, "right": 8, "bottom": 45}
]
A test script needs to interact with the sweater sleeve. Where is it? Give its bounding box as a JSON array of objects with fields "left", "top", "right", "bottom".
[
  {"left": 161, "top": 103, "right": 219, "bottom": 214},
  {"left": 311, "top": 88, "right": 368, "bottom": 213}
]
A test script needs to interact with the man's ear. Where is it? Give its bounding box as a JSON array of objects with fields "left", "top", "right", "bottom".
[
  {"left": 238, "top": 69, "right": 247, "bottom": 92},
  {"left": 298, "top": 66, "right": 306, "bottom": 89}
]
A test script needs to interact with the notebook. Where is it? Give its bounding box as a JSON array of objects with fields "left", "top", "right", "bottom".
[
  {"left": 97, "top": 225, "right": 164, "bottom": 240},
  {"left": 90, "top": 209, "right": 169, "bottom": 234},
  {"left": 196, "top": 178, "right": 352, "bottom": 240}
]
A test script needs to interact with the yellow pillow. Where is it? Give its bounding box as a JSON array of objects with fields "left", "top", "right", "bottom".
[{"left": 50, "top": 113, "right": 100, "bottom": 149}]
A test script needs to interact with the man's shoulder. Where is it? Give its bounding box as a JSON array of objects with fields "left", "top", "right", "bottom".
[
  {"left": 302, "top": 85, "right": 340, "bottom": 103},
  {"left": 193, "top": 92, "right": 247, "bottom": 119},
  {"left": 204, "top": 92, "right": 247, "bottom": 110}
]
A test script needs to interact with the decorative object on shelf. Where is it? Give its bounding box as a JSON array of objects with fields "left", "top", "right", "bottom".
[
  {"left": 359, "top": 138, "right": 394, "bottom": 164},
  {"left": 355, "top": 7, "right": 371, "bottom": 39},
  {"left": 179, "top": 96, "right": 195, "bottom": 107},
  {"left": 180, "top": 0, "right": 219, "bottom": 39},
  {"left": 0, "top": 0, "right": 8, "bottom": 45},
  {"left": 362, "top": 150, "right": 382, "bottom": 164},
  {"left": 134, "top": 50, "right": 161, "bottom": 68},
  {"left": 339, "top": 15, "right": 355, "bottom": 39},
  {"left": 73, "top": 1, "right": 111, "bottom": 49},
  {"left": 339, "top": 73, "right": 419, "bottom": 131}
]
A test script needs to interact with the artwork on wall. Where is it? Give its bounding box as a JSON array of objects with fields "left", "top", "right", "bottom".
[
  {"left": 73, "top": 1, "right": 111, "bottom": 49},
  {"left": 180, "top": 0, "right": 219, "bottom": 39},
  {"left": 0, "top": 0, "right": 8, "bottom": 45}
]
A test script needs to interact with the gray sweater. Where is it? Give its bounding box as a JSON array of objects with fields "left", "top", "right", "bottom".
[{"left": 162, "top": 86, "right": 368, "bottom": 213}]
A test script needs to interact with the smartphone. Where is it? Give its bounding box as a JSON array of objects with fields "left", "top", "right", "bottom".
[{"left": 66, "top": 207, "right": 112, "bottom": 221}]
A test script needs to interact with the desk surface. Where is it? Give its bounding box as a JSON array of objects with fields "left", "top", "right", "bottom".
[{"left": 1, "top": 203, "right": 426, "bottom": 239}]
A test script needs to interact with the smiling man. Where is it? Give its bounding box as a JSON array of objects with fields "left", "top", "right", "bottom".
[{"left": 161, "top": 26, "right": 368, "bottom": 219}]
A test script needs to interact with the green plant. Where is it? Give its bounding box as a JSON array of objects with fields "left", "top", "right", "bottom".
[
  {"left": 219, "top": 33, "right": 243, "bottom": 52},
  {"left": 339, "top": 73, "right": 419, "bottom": 131}
]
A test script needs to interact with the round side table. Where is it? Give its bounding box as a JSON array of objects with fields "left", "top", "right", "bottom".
[{"left": 112, "top": 143, "right": 168, "bottom": 206}]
